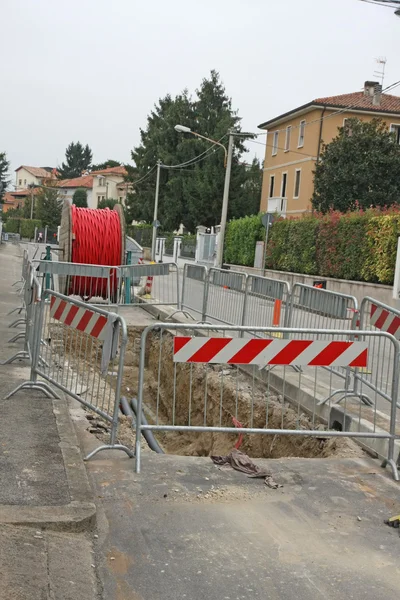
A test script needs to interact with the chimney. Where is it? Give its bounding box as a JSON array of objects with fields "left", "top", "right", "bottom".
[
  {"left": 364, "top": 81, "right": 379, "bottom": 97},
  {"left": 373, "top": 84, "right": 382, "bottom": 106}
]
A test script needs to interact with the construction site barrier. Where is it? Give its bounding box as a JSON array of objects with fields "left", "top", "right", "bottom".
[
  {"left": 119, "top": 262, "right": 180, "bottom": 309},
  {"left": 5, "top": 290, "right": 134, "bottom": 461},
  {"left": 242, "top": 275, "right": 291, "bottom": 335},
  {"left": 204, "top": 268, "right": 248, "bottom": 327},
  {"left": 134, "top": 323, "right": 400, "bottom": 479},
  {"left": 356, "top": 297, "right": 400, "bottom": 409},
  {"left": 181, "top": 263, "right": 208, "bottom": 320},
  {"left": 2, "top": 260, "right": 42, "bottom": 365},
  {"left": 37, "top": 260, "right": 120, "bottom": 305}
]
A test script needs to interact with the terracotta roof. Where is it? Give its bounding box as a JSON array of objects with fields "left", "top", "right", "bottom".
[
  {"left": 6, "top": 187, "right": 41, "bottom": 197},
  {"left": 57, "top": 175, "right": 93, "bottom": 189},
  {"left": 2, "top": 192, "right": 17, "bottom": 204},
  {"left": 14, "top": 166, "right": 57, "bottom": 178},
  {"left": 258, "top": 90, "right": 400, "bottom": 129},
  {"left": 90, "top": 166, "right": 127, "bottom": 176}
]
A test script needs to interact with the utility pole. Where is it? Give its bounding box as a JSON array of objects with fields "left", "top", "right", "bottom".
[
  {"left": 215, "top": 131, "right": 234, "bottom": 269},
  {"left": 30, "top": 187, "right": 34, "bottom": 220},
  {"left": 151, "top": 160, "right": 162, "bottom": 262}
]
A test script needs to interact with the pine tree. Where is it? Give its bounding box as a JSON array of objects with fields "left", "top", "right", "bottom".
[
  {"left": 35, "top": 187, "right": 62, "bottom": 228},
  {"left": 91, "top": 160, "right": 121, "bottom": 171},
  {"left": 58, "top": 142, "right": 93, "bottom": 179}
]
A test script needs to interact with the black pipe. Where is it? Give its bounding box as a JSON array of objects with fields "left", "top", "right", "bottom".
[
  {"left": 120, "top": 396, "right": 164, "bottom": 454},
  {"left": 130, "top": 397, "right": 164, "bottom": 454}
]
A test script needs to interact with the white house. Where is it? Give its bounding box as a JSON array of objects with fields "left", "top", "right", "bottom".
[
  {"left": 15, "top": 165, "right": 57, "bottom": 190},
  {"left": 57, "top": 166, "right": 129, "bottom": 209}
]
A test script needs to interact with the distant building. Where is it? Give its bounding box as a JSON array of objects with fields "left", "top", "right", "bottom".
[
  {"left": 57, "top": 166, "right": 129, "bottom": 208},
  {"left": 258, "top": 81, "right": 400, "bottom": 217},
  {"left": 15, "top": 166, "right": 57, "bottom": 190}
]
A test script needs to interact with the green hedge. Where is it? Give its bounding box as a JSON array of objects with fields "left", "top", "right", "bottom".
[
  {"left": 224, "top": 215, "right": 264, "bottom": 266},
  {"left": 4, "top": 218, "right": 42, "bottom": 239},
  {"left": 227, "top": 209, "right": 400, "bottom": 285}
]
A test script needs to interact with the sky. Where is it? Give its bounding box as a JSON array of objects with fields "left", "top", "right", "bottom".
[{"left": 1, "top": 0, "right": 399, "bottom": 185}]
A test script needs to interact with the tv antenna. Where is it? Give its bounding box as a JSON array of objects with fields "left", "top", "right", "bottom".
[{"left": 374, "top": 57, "right": 387, "bottom": 86}]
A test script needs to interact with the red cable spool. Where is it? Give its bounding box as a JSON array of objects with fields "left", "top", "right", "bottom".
[{"left": 59, "top": 201, "right": 125, "bottom": 301}]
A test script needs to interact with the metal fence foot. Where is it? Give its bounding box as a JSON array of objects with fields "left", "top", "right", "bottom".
[
  {"left": 1, "top": 351, "right": 30, "bottom": 366},
  {"left": 84, "top": 444, "right": 135, "bottom": 461},
  {"left": 381, "top": 458, "right": 400, "bottom": 481},
  {"left": 7, "top": 306, "right": 25, "bottom": 316},
  {"left": 318, "top": 389, "right": 373, "bottom": 407},
  {"left": 9, "top": 318, "right": 26, "bottom": 329},
  {"left": 4, "top": 381, "right": 60, "bottom": 400},
  {"left": 8, "top": 332, "right": 26, "bottom": 343}
]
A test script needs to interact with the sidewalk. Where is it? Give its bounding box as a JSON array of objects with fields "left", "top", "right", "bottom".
[{"left": 0, "top": 242, "right": 98, "bottom": 599}]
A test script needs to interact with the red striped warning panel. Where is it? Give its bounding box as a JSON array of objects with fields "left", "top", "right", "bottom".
[
  {"left": 173, "top": 337, "right": 368, "bottom": 368},
  {"left": 50, "top": 296, "right": 108, "bottom": 340},
  {"left": 370, "top": 304, "right": 400, "bottom": 340}
]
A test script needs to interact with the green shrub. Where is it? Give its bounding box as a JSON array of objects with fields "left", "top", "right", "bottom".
[
  {"left": 4, "top": 218, "right": 21, "bottom": 233},
  {"left": 20, "top": 219, "right": 42, "bottom": 239},
  {"left": 224, "top": 215, "right": 264, "bottom": 266},
  {"left": 267, "top": 217, "right": 318, "bottom": 274}
]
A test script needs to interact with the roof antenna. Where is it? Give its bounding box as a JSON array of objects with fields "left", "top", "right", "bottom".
[{"left": 374, "top": 57, "right": 387, "bottom": 87}]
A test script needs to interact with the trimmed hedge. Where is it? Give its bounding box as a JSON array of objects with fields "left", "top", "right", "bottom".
[
  {"left": 227, "top": 208, "right": 400, "bottom": 285},
  {"left": 224, "top": 215, "right": 264, "bottom": 267},
  {"left": 4, "top": 218, "right": 42, "bottom": 239}
]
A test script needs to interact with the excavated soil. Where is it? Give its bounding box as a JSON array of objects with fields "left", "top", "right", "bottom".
[{"left": 122, "top": 327, "right": 363, "bottom": 460}]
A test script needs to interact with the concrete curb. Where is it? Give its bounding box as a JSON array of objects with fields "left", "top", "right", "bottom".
[{"left": 0, "top": 395, "right": 96, "bottom": 532}]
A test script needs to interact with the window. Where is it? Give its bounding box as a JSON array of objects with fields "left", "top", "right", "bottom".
[
  {"left": 98, "top": 177, "right": 105, "bottom": 186},
  {"left": 284, "top": 126, "right": 291, "bottom": 151},
  {"left": 293, "top": 169, "right": 301, "bottom": 199},
  {"left": 272, "top": 131, "right": 279, "bottom": 156},
  {"left": 119, "top": 196, "right": 123, "bottom": 202},
  {"left": 281, "top": 172, "right": 288, "bottom": 198},
  {"left": 24, "top": 179, "right": 27, "bottom": 185},
  {"left": 298, "top": 120, "right": 305, "bottom": 147},
  {"left": 269, "top": 175, "right": 275, "bottom": 198},
  {"left": 18, "top": 179, "right": 22, "bottom": 186},
  {"left": 390, "top": 124, "right": 400, "bottom": 144}
]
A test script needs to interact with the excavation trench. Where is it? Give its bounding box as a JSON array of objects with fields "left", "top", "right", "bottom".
[{"left": 123, "top": 327, "right": 362, "bottom": 460}]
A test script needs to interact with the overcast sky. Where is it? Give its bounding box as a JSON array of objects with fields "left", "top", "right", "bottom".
[{"left": 1, "top": 0, "right": 399, "bottom": 184}]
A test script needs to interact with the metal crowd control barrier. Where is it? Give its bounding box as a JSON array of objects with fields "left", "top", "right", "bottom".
[
  {"left": 204, "top": 268, "right": 247, "bottom": 327},
  {"left": 181, "top": 263, "right": 208, "bottom": 320},
  {"left": 37, "top": 260, "right": 120, "bottom": 305},
  {"left": 243, "top": 275, "right": 291, "bottom": 334},
  {"left": 356, "top": 297, "right": 400, "bottom": 410},
  {"left": 5, "top": 290, "right": 134, "bottom": 461},
  {"left": 119, "top": 262, "right": 180, "bottom": 309},
  {"left": 134, "top": 323, "right": 399, "bottom": 479},
  {"left": 2, "top": 262, "right": 43, "bottom": 365}
]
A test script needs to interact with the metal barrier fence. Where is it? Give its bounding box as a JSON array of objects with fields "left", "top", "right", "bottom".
[
  {"left": 2, "top": 260, "right": 42, "bottom": 365},
  {"left": 5, "top": 290, "right": 134, "bottom": 460},
  {"left": 181, "top": 263, "right": 208, "bottom": 320},
  {"left": 37, "top": 260, "right": 120, "bottom": 305},
  {"left": 243, "top": 275, "right": 291, "bottom": 334},
  {"left": 204, "top": 268, "right": 247, "bottom": 327},
  {"left": 356, "top": 297, "right": 400, "bottom": 410},
  {"left": 134, "top": 323, "right": 399, "bottom": 479},
  {"left": 119, "top": 262, "right": 180, "bottom": 309}
]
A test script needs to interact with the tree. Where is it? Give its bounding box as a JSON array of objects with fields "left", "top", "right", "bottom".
[
  {"left": 58, "top": 142, "right": 93, "bottom": 179},
  {"left": 72, "top": 188, "right": 88, "bottom": 207},
  {"left": 35, "top": 187, "right": 62, "bottom": 228},
  {"left": 128, "top": 71, "right": 258, "bottom": 231},
  {"left": 97, "top": 198, "right": 119, "bottom": 210},
  {"left": 0, "top": 152, "right": 10, "bottom": 203},
  {"left": 312, "top": 118, "right": 400, "bottom": 212},
  {"left": 91, "top": 160, "right": 121, "bottom": 171}
]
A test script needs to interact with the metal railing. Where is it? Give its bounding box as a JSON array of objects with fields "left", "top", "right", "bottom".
[
  {"left": 119, "top": 262, "right": 180, "bottom": 309},
  {"left": 134, "top": 323, "right": 400, "bottom": 479},
  {"left": 5, "top": 290, "right": 134, "bottom": 461},
  {"left": 181, "top": 263, "right": 208, "bottom": 320},
  {"left": 243, "top": 274, "right": 291, "bottom": 334},
  {"left": 204, "top": 268, "right": 248, "bottom": 327}
]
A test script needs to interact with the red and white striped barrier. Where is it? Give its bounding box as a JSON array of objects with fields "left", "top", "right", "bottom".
[
  {"left": 173, "top": 337, "right": 368, "bottom": 367},
  {"left": 50, "top": 296, "right": 108, "bottom": 340},
  {"left": 370, "top": 304, "right": 400, "bottom": 340}
]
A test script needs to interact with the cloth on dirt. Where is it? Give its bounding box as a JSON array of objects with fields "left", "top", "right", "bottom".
[{"left": 211, "top": 449, "right": 282, "bottom": 489}]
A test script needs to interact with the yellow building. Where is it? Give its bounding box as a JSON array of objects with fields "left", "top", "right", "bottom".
[{"left": 258, "top": 81, "right": 400, "bottom": 217}]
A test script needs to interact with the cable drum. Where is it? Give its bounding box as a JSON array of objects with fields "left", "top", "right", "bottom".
[{"left": 58, "top": 200, "right": 125, "bottom": 301}]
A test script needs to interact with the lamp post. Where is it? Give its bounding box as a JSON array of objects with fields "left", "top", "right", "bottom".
[
  {"left": 151, "top": 160, "right": 162, "bottom": 261},
  {"left": 174, "top": 125, "right": 232, "bottom": 268}
]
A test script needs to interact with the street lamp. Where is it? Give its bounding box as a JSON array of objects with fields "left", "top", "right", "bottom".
[{"left": 175, "top": 124, "right": 233, "bottom": 268}]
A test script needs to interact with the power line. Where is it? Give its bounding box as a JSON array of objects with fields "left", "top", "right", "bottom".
[{"left": 161, "top": 135, "right": 227, "bottom": 169}]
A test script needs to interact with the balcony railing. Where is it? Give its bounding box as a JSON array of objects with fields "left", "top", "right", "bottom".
[{"left": 267, "top": 197, "right": 287, "bottom": 216}]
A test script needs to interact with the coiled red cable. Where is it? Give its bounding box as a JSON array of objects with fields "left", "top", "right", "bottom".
[{"left": 70, "top": 205, "right": 122, "bottom": 300}]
